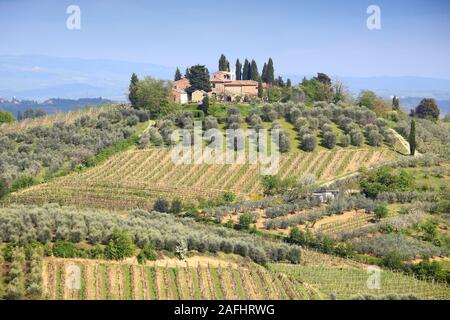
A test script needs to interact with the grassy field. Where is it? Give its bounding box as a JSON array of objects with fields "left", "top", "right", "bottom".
[
  {"left": 6, "top": 147, "right": 391, "bottom": 211},
  {"left": 41, "top": 258, "right": 322, "bottom": 300}
]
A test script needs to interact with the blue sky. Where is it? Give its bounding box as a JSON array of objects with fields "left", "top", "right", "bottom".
[{"left": 1, "top": 0, "right": 449, "bottom": 78}]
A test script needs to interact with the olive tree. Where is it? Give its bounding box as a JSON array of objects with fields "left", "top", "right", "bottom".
[
  {"left": 301, "top": 134, "right": 317, "bottom": 152},
  {"left": 323, "top": 131, "right": 337, "bottom": 149}
]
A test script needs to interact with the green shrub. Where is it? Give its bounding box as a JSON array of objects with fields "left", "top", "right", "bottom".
[
  {"left": 0, "top": 179, "right": 9, "bottom": 199},
  {"left": 170, "top": 198, "right": 183, "bottom": 214},
  {"left": 52, "top": 241, "right": 79, "bottom": 258},
  {"left": 11, "top": 176, "right": 36, "bottom": 192},
  {"left": 361, "top": 167, "right": 415, "bottom": 199},
  {"left": 0, "top": 110, "right": 16, "bottom": 123},
  {"left": 411, "top": 260, "right": 448, "bottom": 282},
  {"left": 223, "top": 191, "right": 236, "bottom": 204},
  {"left": 2, "top": 243, "right": 16, "bottom": 262},
  {"left": 137, "top": 243, "right": 157, "bottom": 264},
  {"left": 104, "top": 230, "right": 135, "bottom": 260},
  {"left": 87, "top": 245, "right": 104, "bottom": 259},
  {"left": 374, "top": 204, "right": 389, "bottom": 220},
  {"left": 382, "top": 251, "right": 405, "bottom": 270},
  {"left": 154, "top": 198, "right": 170, "bottom": 213},
  {"left": 237, "top": 213, "right": 253, "bottom": 230}
]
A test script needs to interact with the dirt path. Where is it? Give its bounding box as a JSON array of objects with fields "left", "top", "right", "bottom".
[
  {"left": 141, "top": 120, "right": 156, "bottom": 135},
  {"left": 389, "top": 128, "right": 421, "bottom": 156}
]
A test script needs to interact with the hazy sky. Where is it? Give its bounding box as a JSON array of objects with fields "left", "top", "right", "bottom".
[{"left": 1, "top": 0, "right": 449, "bottom": 78}]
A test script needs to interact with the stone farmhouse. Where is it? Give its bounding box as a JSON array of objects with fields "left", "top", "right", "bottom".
[
  {"left": 172, "top": 70, "right": 266, "bottom": 104},
  {"left": 172, "top": 78, "right": 190, "bottom": 104}
]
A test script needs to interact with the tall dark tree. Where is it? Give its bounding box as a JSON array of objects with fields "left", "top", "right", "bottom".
[
  {"left": 409, "top": 119, "right": 416, "bottom": 156},
  {"left": 242, "top": 59, "right": 250, "bottom": 80},
  {"left": 316, "top": 73, "right": 333, "bottom": 102},
  {"left": 0, "top": 178, "right": 7, "bottom": 199},
  {"left": 250, "top": 60, "right": 259, "bottom": 81},
  {"left": 185, "top": 65, "right": 211, "bottom": 94},
  {"left": 301, "top": 76, "right": 308, "bottom": 85},
  {"left": 219, "top": 54, "right": 230, "bottom": 72},
  {"left": 316, "top": 73, "right": 332, "bottom": 87},
  {"left": 258, "top": 76, "right": 263, "bottom": 98},
  {"left": 266, "top": 58, "right": 275, "bottom": 85},
  {"left": 261, "top": 63, "right": 267, "bottom": 83},
  {"left": 128, "top": 73, "right": 139, "bottom": 108},
  {"left": 415, "top": 98, "right": 440, "bottom": 120},
  {"left": 174, "top": 68, "right": 182, "bottom": 81},
  {"left": 392, "top": 96, "right": 400, "bottom": 110},
  {"left": 185, "top": 67, "right": 190, "bottom": 78},
  {"left": 276, "top": 76, "right": 285, "bottom": 87},
  {"left": 235, "top": 59, "right": 242, "bottom": 80},
  {"left": 286, "top": 78, "right": 292, "bottom": 87},
  {"left": 200, "top": 95, "right": 209, "bottom": 116}
]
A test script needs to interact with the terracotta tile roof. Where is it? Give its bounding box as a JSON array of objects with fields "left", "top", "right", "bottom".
[
  {"left": 172, "top": 88, "right": 187, "bottom": 94},
  {"left": 174, "top": 78, "right": 190, "bottom": 85},
  {"left": 173, "top": 78, "right": 190, "bottom": 90}
]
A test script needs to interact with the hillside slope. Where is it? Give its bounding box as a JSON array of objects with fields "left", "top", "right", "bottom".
[
  {"left": 6, "top": 147, "right": 391, "bottom": 211},
  {"left": 41, "top": 257, "right": 322, "bottom": 300}
]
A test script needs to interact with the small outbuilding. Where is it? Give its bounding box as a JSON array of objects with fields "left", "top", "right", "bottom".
[
  {"left": 191, "top": 90, "right": 206, "bottom": 103},
  {"left": 312, "top": 190, "right": 340, "bottom": 203}
]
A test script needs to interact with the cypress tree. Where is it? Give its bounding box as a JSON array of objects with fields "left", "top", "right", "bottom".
[
  {"left": 174, "top": 68, "right": 182, "bottom": 81},
  {"left": 287, "top": 78, "right": 292, "bottom": 87},
  {"left": 392, "top": 96, "right": 400, "bottom": 110},
  {"left": 409, "top": 120, "right": 416, "bottom": 156},
  {"left": 219, "top": 54, "right": 224, "bottom": 71},
  {"left": 258, "top": 76, "right": 263, "bottom": 98},
  {"left": 200, "top": 95, "right": 209, "bottom": 116},
  {"left": 235, "top": 59, "right": 242, "bottom": 80},
  {"left": 250, "top": 60, "right": 259, "bottom": 81},
  {"left": 185, "top": 67, "right": 190, "bottom": 78},
  {"left": 242, "top": 59, "right": 250, "bottom": 80},
  {"left": 128, "top": 73, "right": 139, "bottom": 108},
  {"left": 261, "top": 63, "right": 267, "bottom": 83},
  {"left": 267, "top": 58, "right": 275, "bottom": 85},
  {"left": 219, "top": 54, "right": 230, "bottom": 71}
]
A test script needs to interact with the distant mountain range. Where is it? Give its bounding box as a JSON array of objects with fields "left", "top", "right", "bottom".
[
  {"left": 0, "top": 54, "right": 173, "bottom": 101},
  {"left": 0, "top": 97, "right": 114, "bottom": 118},
  {"left": 1, "top": 54, "right": 450, "bottom": 115},
  {"left": 399, "top": 97, "right": 450, "bottom": 116}
]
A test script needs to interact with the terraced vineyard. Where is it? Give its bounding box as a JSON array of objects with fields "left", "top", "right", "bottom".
[
  {"left": 7, "top": 148, "right": 391, "bottom": 211},
  {"left": 42, "top": 258, "right": 322, "bottom": 300},
  {"left": 271, "top": 264, "right": 450, "bottom": 300},
  {"left": 315, "top": 211, "right": 376, "bottom": 235}
]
